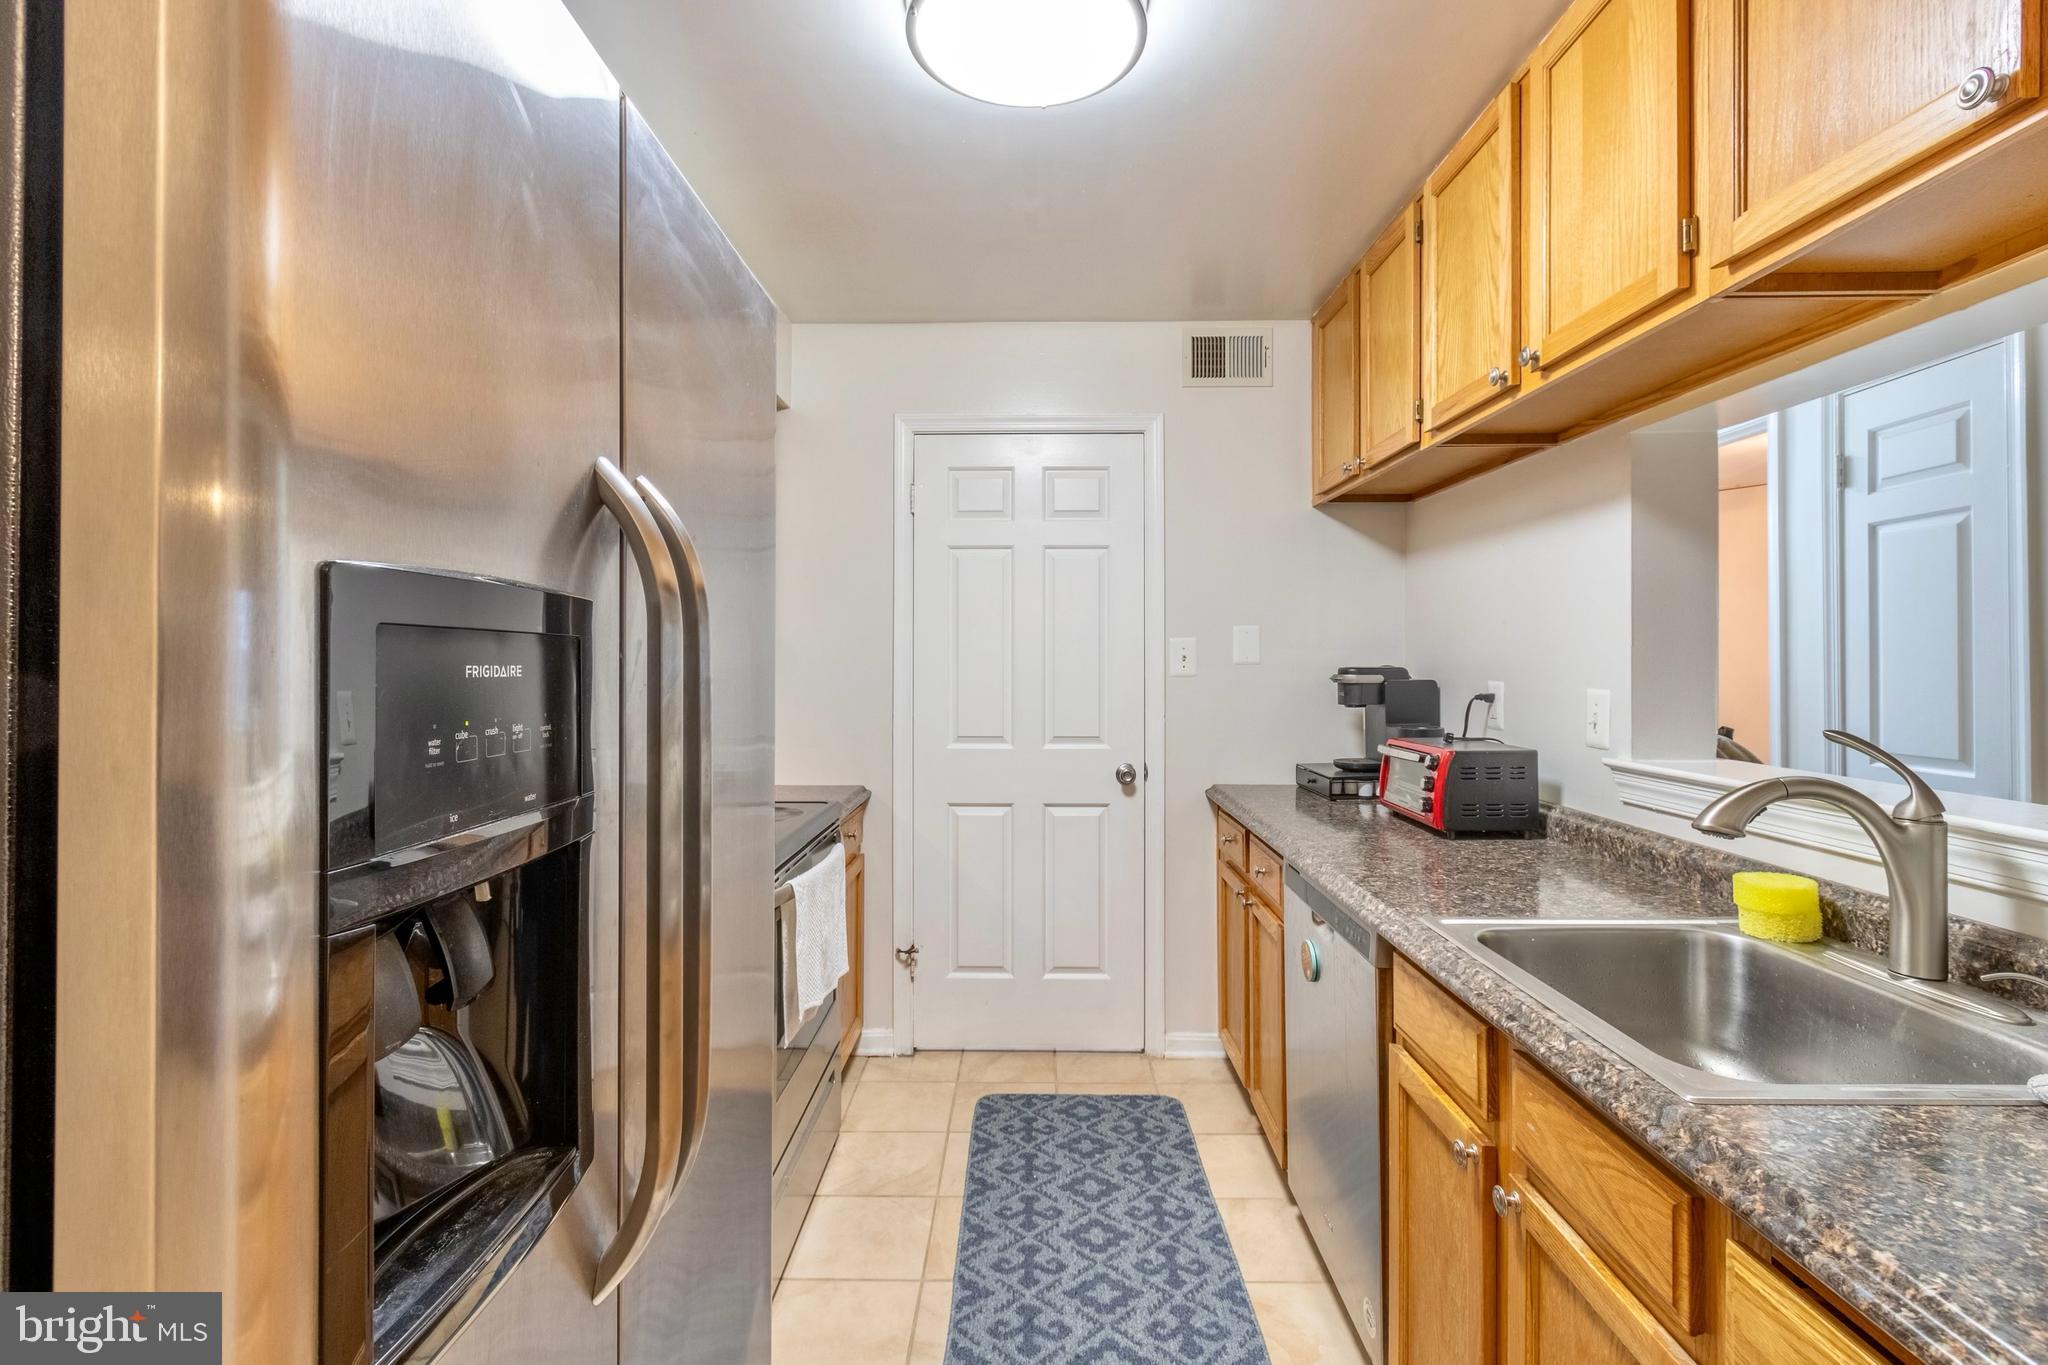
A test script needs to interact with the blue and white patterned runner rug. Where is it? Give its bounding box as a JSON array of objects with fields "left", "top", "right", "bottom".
[{"left": 945, "top": 1093, "right": 1272, "bottom": 1364}]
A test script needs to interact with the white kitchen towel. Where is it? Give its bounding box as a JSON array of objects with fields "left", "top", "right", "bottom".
[{"left": 792, "top": 842, "right": 849, "bottom": 1026}]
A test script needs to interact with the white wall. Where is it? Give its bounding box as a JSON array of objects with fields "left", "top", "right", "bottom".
[
  {"left": 1405, "top": 430, "right": 1638, "bottom": 814},
  {"left": 776, "top": 323, "right": 1406, "bottom": 1049}
]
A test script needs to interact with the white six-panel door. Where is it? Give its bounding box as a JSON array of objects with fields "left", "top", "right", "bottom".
[
  {"left": 1838, "top": 342, "right": 2024, "bottom": 799},
  {"left": 910, "top": 431, "right": 1146, "bottom": 1049}
]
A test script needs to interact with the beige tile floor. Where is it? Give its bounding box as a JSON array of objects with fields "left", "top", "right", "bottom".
[{"left": 772, "top": 1051, "right": 1369, "bottom": 1365}]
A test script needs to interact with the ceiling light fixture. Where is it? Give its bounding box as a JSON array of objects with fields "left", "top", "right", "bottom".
[{"left": 905, "top": 0, "right": 1149, "bottom": 109}]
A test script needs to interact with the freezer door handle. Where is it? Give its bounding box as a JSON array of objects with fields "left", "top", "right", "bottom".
[
  {"left": 592, "top": 457, "right": 689, "bottom": 1303},
  {"left": 634, "top": 473, "right": 714, "bottom": 1205}
]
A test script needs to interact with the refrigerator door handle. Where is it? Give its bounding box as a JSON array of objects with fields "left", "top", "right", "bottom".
[
  {"left": 634, "top": 474, "right": 713, "bottom": 1202},
  {"left": 592, "top": 457, "right": 689, "bottom": 1303}
]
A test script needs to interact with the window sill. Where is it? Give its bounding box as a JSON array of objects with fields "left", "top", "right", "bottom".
[{"left": 1607, "top": 757, "right": 2048, "bottom": 906}]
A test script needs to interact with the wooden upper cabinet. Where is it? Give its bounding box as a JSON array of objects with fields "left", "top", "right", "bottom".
[
  {"left": 1360, "top": 202, "right": 1424, "bottom": 466},
  {"left": 1705, "top": 0, "right": 2043, "bottom": 269},
  {"left": 1525, "top": 0, "right": 1691, "bottom": 371},
  {"left": 1424, "top": 85, "right": 1522, "bottom": 429},
  {"left": 1311, "top": 271, "right": 1363, "bottom": 495}
]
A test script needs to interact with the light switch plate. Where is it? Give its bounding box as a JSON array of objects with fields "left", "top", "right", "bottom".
[
  {"left": 1231, "top": 625, "right": 1260, "bottom": 665},
  {"left": 1585, "top": 689, "right": 1612, "bottom": 750},
  {"left": 1170, "top": 637, "right": 1197, "bottom": 676}
]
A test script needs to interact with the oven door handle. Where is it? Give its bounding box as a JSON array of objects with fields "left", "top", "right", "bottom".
[
  {"left": 635, "top": 473, "right": 714, "bottom": 1205},
  {"left": 592, "top": 458, "right": 688, "bottom": 1303}
]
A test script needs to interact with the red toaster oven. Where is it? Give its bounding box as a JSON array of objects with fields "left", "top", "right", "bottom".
[{"left": 1376, "top": 736, "right": 1541, "bottom": 836}]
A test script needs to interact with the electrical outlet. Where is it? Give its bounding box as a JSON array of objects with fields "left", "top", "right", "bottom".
[
  {"left": 1169, "top": 637, "right": 1198, "bottom": 676},
  {"left": 1485, "top": 680, "right": 1506, "bottom": 730},
  {"left": 1231, "top": 625, "right": 1261, "bottom": 665},
  {"left": 1585, "top": 689, "right": 1612, "bottom": 750}
]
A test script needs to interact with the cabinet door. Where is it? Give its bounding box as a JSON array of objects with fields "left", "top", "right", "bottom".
[
  {"left": 1722, "top": 1241, "right": 1887, "bottom": 1365},
  {"left": 1361, "top": 202, "right": 1424, "bottom": 466},
  {"left": 1248, "top": 897, "right": 1286, "bottom": 1166},
  {"left": 1500, "top": 1177, "right": 1692, "bottom": 1365},
  {"left": 1218, "top": 867, "right": 1250, "bottom": 1086},
  {"left": 1387, "top": 1045, "right": 1496, "bottom": 1365},
  {"left": 1706, "top": 0, "right": 2042, "bottom": 266},
  {"left": 839, "top": 852, "right": 865, "bottom": 1066},
  {"left": 1526, "top": 0, "right": 1690, "bottom": 370},
  {"left": 1312, "top": 270, "right": 1362, "bottom": 494},
  {"left": 1425, "top": 85, "right": 1522, "bottom": 428}
]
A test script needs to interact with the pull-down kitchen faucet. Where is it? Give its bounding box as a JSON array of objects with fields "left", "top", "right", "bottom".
[{"left": 1691, "top": 730, "right": 1950, "bottom": 981}]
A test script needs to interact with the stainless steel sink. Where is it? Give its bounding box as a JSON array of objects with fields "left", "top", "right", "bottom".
[{"left": 1434, "top": 919, "right": 2048, "bottom": 1104}]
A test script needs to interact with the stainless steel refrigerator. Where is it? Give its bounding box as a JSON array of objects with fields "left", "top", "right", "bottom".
[{"left": 11, "top": 3, "right": 776, "bottom": 1362}]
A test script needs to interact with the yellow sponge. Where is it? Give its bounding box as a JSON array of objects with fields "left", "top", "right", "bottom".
[{"left": 1732, "top": 871, "right": 1821, "bottom": 943}]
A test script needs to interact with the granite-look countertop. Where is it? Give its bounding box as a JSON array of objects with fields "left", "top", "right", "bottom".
[{"left": 1209, "top": 784, "right": 2048, "bottom": 1365}]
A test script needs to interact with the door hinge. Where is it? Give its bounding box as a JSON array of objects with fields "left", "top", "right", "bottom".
[
  {"left": 895, "top": 943, "right": 919, "bottom": 980},
  {"left": 1414, "top": 218, "right": 1424, "bottom": 245},
  {"left": 908, "top": 483, "right": 920, "bottom": 515},
  {"left": 1413, "top": 398, "right": 1424, "bottom": 423},
  {"left": 1836, "top": 452, "right": 1852, "bottom": 489},
  {"left": 1679, "top": 215, "right": 1701, "bottom": 255}
]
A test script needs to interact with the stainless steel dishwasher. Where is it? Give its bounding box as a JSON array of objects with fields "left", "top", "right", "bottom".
[{"left": 1283, "top": 866, "right": 1390, "bottom": 1362}]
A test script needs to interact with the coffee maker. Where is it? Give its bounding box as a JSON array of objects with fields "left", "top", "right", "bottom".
[{"left": 1297, "top": 665, "right": 1445, "bottom": 799}]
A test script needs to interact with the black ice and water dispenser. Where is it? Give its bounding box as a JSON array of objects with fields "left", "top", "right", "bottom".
[{"left": 318, "top": 563, "right": 594, "bottom": 1365}]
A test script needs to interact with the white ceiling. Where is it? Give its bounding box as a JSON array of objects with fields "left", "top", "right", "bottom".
[{"left": 563, "top": 0, "right": 1566, "bottom": 323}]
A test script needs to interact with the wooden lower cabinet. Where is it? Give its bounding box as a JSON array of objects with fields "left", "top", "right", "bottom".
[
  {"left": 1500, "top": 1177, "right": 1692, "bottom": 1365},
  {"left": 1722, "top": 1241, "right": 1887, "bottom": 1365},
  {"left": 1218, "top": 864, "right": 1250, "bottom": 1086},
  {"left": 838, "top": 850, "right": 865, "bottom": 1067},
  {"left": 1247, "top": 896, "right": 1286, "bottom": 1164},
  {"left": 1212, "top": 803, "right": 1285, "bottom": 1168},
  {"left": 1388, "top": 1044, "right": 1496, "bottom": 1365},
  {"left": 1385, "top": 947, "right": 1917, "bottom": 1365}
]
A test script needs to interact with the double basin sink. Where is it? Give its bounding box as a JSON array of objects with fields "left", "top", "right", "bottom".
[{"left": 1434, "top": 919, "right": 2048, "bottom": 1104}]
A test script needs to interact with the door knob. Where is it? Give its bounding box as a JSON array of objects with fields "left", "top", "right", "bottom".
[
  {"left": 1115, "top": 762, "right": 1137, "bottom": 785},
  {"left": 1959, "top": 66, "right": 2008, "bottom": 109}
]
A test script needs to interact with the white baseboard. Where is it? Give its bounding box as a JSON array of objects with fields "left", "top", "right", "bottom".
[
  {"left": 856, "top": 1027, "right": 903, "bottom": 1057},
  {"left": 1161, "top": 1031, "right": 1225, "bottom": 1059}
]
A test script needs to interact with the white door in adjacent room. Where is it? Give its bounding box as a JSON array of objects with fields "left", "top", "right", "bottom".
[
  {"left": 1838, "top": 341, "right": 2026, "bottom": 799},
  {"left": 909, "top": 430, "right": 1146, "bottom": 1049}
]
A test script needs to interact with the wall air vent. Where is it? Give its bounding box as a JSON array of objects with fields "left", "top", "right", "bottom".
[{"left": 1182, "top": 327, "right": 1274, "bottom": 387}]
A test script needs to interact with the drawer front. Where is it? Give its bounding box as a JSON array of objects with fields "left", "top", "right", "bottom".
[
  {"left": 1392, "top": 956, "right": 1495, "bottom": 1125},
  {"left": 1216, "top": 808, "right": 1248, "bottom": 873},
  {"left": 1723, "top": 1242, "right": 1887, "bottom": 1365},
  {"left": 1245, "top": 833, "right": 1284, "bottom": 904},
  {"left": 1510, "top": 1054, "right": 1705, "bottom": 1338}
]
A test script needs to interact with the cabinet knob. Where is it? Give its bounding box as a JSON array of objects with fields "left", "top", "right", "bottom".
[
  {"left": 1491, "top": 1184, "right": 1522, "bottom": 1218},
  {"left": 1449, "top": 1139, "right": 1479, "bottom": 1168},
  {"left": 1220, "top": 833, "right": 1237, "bottom": 846},
  {"left": 1252, "top": 865, "right": 1267, "bottom": 879},
  {"left": 1487, "top": 366, "right": 1509, "bottom": 387},
  {"left": 1342, "top": 460, "right": 1358, "bottom": 474},
  {"left": 1959, "top": 66, "right": 2009, "bottom": 110},
  {"left": 1518, "top": 346, "right": 1540, "bottom": 369}
]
